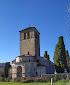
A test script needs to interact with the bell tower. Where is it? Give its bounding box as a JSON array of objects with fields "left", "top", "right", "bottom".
[{"left": 19, "top": 27, "right": 40, "bottom": 56}]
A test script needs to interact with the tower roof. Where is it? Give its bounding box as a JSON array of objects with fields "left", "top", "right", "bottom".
[{"left": 19, "top": 27, "right": 40, "bottom": 34}]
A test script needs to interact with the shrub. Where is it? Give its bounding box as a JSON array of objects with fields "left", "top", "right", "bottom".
[
  {"left": 14, "top": 77, "right": 21, "bottom": 82},
  {"left": 0, "top": 77, "right": 12, "bottom": 82}
]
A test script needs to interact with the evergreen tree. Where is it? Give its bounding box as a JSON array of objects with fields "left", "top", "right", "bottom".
[
  {"left": 65, "top": 50, "right": 70, "bottom": 72},
  {"left": 4, "top": 62, "right": 10, "bottom": 77},
  {"left": 65, "top": 50, "right": 69, "bottom": 57},
  {"left": 44, "top": 51, "right": 47, "bottom": 58},
  {"left": 47, "top": 55, "right": 50, "bottom": 60},
  {"left": 53, "top": 36, "right": 67, "bottom": 73},
  {"left": 44, "top": 51, "right": 50, "bottom": 60}
]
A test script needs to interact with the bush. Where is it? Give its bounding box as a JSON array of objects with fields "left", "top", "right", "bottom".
[
  {"left": 0, "top": 77, "right": 4, "bottom": 82},
  {"left": 0, "top": 77, "right": 12, "bottom": 82},
  {"left": 4, "top": 78, "right": 11, "bottom": 82},
  {"left": 14, "top": 77, "right": 21, "bottom": 82}
]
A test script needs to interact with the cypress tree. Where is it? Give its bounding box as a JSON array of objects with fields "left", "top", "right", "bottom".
[
  {"left": 47, "top": 55, "right": 50, "bottom": 60},
  {"left": 65, "top": 50, "right": 70, "bottom": 72},
  {"left": 44, "top": 51, "right": 50, "bottom": 60},
  {"left": 65, "top": 50, "right": 69, "bottom": 57},
  {"left": 44, "top": 51, "right": 47, "bottom": 58},
  {"left": 4, "top": 62, "right": 10, "bottom": 77},
  {"left": 53, "top": 36, "right": 67, "bottom": 73}
]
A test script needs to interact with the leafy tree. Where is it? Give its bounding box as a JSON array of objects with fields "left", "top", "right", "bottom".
[
  {"left": 53, "top": 36, "right": 67, "bottom": 73},
  {"left": 44, "top": 51, "right": 50, "bottom": 60},
  {"left": 4, "top": 62, "right": 10, "bottom": 77}
]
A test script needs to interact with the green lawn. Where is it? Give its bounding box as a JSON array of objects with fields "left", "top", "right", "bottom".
[{"left": 0, "top": 82, "right": 67, "bottom": 85}]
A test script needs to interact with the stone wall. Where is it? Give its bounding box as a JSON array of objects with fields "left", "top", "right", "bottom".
[
  {"left": 11, "top": 62, "right": 37, "bottom": 78},
  {"left": 20, "top": 29, "right": 35, "bottom": 56},
  {"left": 35, "top": 35, "right": 40, "bottom": 56},
  {"left": 36, "top": 56, "right": 55, "bottom": 74},
  {"left": 20, "top": 38, "right": 35, "bottom": 56},
  {"left": 20, "top": 28, "right": 40, "bottom": 56},
  {"left": 37, "top": 66, "right": 46, "bottom": 77},
  {"left": 25, "top": 62, "right": 37, "bottom": 77},
  {"left": 11, "top": 27, "right": 55, "bottom": 79}
]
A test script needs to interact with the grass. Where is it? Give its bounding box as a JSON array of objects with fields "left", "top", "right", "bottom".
[{"left": 0, "top": 82, "right": 67, "bottom": 85}]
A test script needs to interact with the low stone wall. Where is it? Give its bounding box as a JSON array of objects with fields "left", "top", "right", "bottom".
[
  {"left": 42, "top": 73, "right": 70, "bottom": 81},
  {"left": 14, "top": 77, "right": 48, "bottom": 82}
]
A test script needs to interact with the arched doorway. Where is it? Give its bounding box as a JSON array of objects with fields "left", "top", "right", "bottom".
[{"left": 17, "top": 66, "right": 22, "bottom": 77}]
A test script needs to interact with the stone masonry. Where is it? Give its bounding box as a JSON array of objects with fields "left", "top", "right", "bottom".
[{"left": 10, "top": 27, "right": 55, "bottom": 79}]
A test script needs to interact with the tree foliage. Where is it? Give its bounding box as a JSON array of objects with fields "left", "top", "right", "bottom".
[
  {"left": 47, "top": 55, "right": 50, "bottom": 60},
  {"left": 44, "top": 51, "right": 47, "bottom": 58},
  {"left": 4, "top": 62, "right": 10, "bottom": 77},
  {"left": 65, "top": 50, "right": 69, "bottom": 57},
  {"left": 44, "top": 51, "right": 50, "bottom": 60},
  {"left": 53, "top": 36, "right": 67, "bottom": 73},
  {"left": 65, "top": 50, "right": 70, "bottom": 72}
]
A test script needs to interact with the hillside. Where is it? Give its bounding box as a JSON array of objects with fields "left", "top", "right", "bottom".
[
  {"left": 0, "top": 63, "right": 5, "bottom": 69},
  {"left": 0, "top": 63, "right": 5, "bottom": 76}
]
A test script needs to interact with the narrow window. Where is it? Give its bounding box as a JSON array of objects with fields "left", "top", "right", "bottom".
[
  {"left": 36, "top": 72, "right": 37, "bottom": 75},
  {"left": 29, "top": 59, "right": 30, "bottom": 62},
  {"left": 24, "top": 33, "right": 26, "bottom": 39},
  {"left": 31, "top": 32, "right": 34, "bottom": 38},
  {"left": 27, "top": 32, "right": 30, "bottom": 39},
  {"left": 28, "top": 52, "right": 29, "bottom": 55}
]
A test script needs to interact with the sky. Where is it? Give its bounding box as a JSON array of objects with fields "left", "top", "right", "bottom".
[{"left": 0, "top": 0, "right": 70, "bottom": 63}]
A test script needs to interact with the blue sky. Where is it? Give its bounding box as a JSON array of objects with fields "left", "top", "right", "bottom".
[{"left": 0, "top": 0, "right": 70, "bottom": 63}]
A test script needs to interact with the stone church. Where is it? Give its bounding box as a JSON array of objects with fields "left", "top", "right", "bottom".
[{"left": 10, "top": 27, "right": 55, "bottom": 79}]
